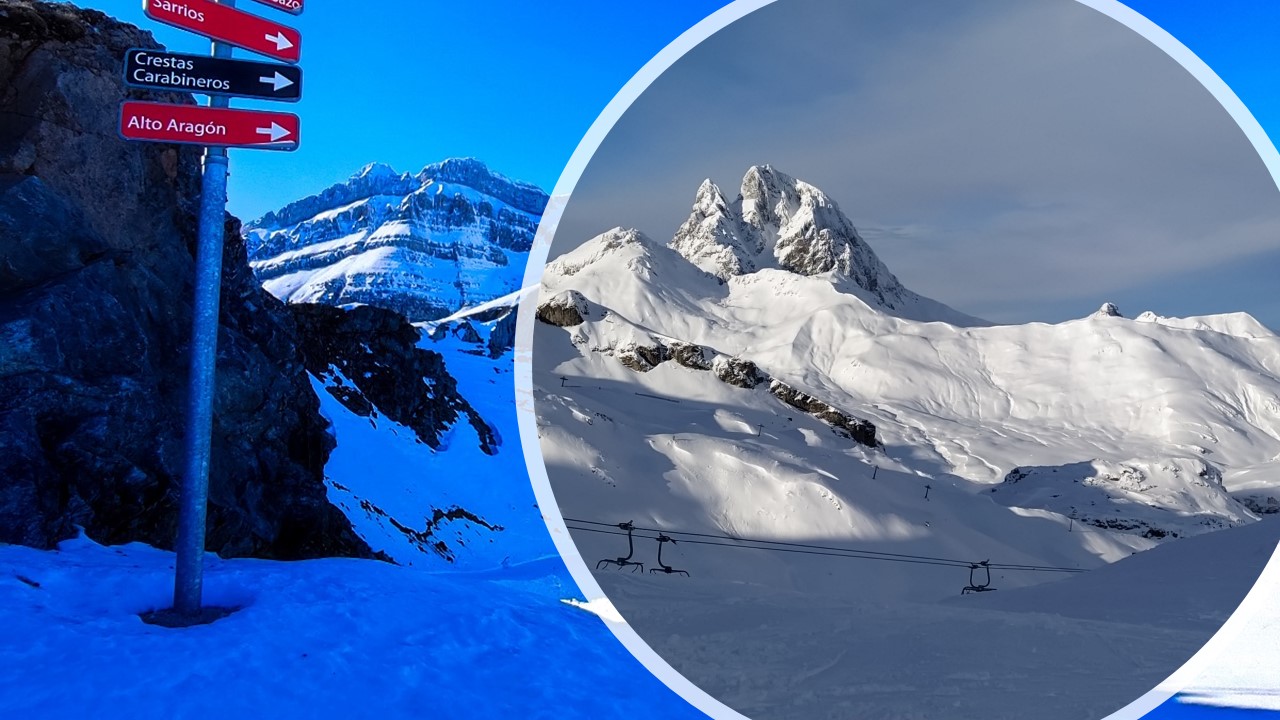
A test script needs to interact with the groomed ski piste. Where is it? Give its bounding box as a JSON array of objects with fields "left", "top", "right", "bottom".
[
  {"left": 533, "top": 166, "right": 1280, "bottom": 720},
  {"left": 0, "top": 302, "right": 709, "bottom": 720}
]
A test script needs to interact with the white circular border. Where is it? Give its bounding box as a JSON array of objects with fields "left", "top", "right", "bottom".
[{"left": 512, "top": 2, "right": 1280, "bottom": 719}]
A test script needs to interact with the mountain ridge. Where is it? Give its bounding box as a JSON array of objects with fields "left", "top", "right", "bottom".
[
  {"left": 535, "top": 166, "right": 1280, "bottom": 573},
  {"left": 245, "top": 157, "right": 548, "bottom": 323}
]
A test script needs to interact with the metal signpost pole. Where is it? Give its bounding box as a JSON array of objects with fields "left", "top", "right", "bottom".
[{"left": 173, "top": 3, "right": 235, "bottom": 617}]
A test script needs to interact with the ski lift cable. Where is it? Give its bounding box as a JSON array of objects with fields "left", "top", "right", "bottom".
[
  {"left": 565, "top": 525, "right": 973, "bottom": 569},
  {"left": 566, "top": 524, "right": 1081, "bottom": 574},
  {"left": 564, "top": 518, "right": 969, "bottom": 564},
  {"left": 562, "top": 517, "right": 1085, "bottom": 574}
]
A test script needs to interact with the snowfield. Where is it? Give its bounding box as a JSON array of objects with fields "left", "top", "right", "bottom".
[
  {"left": 532, "top": 166, "right": 1280, "bottom": 719},
  {"left": 0, "top": 537, "right": 705, "bottom": 719}
]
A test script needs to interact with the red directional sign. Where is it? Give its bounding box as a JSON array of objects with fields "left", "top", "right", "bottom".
[
  {"left": 245, "top": 0, "right": 303, "bottom": 15},
  {"left": 143, "top": 0, "right": 301, "bottom": 64},
  {"left": 120, "top": 101, "right": 300, "bottom": 151}
]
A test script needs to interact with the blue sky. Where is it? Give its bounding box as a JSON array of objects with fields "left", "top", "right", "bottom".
[{"left": 75, "top": 0, "right": 730, "bottom": 223}]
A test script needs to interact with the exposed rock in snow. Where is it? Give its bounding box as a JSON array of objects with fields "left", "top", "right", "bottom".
[
  {"left": 713, "top": 355, "right": 767, "bottom": 389},
  {"left": 536, "top": 289, "right": 590, "bottom": 327},
  {"left": 995, "top": 458, "right": 1255, "bottom": 539},
  {"left": 768, "top": 380, "right": 878, "bottom": 448},
  {"left": 290, "top": 304, "right": 498, "bottom": 455},
  {"left": 670, "top": 341, "right": 714, "bottom": 370}
]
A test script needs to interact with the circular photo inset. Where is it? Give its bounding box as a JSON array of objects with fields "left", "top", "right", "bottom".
[{"left": 523, "top": 1, "right": 1280, "bottom": 718}]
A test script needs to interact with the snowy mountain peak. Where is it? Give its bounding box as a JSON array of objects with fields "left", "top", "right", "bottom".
[
  {"left": 1094, "top": 302, "right": 1124, "bottom": 318},
  {"left": 739, "top": 163, "right": 810, "bottom": 232},
  {"left": 354, "top": 161, "right": 403, "bottom": 182},
  {"left": 693, "top": 178, "right": 732, "bottom": 215},
  {"left": 414, "top": 157, "right": 549, "bottom": 217},
  {"left": 674, "top": 166, "right": 896, "bottom": 288},
  {"left": 547, "top": 226, "right": 670, "bottom": 279},
  {"left": 244, "top": 159, "right": 548, "bottom": 322},
  {"left": 599, "top": 225, "right": 653, "bottom": 248},
  {"left": 667, "top": 166, "right": 980, "bottom": 324}
]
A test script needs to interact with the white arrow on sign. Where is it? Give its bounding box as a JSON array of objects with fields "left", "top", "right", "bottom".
[
  {"left": 259, "top": 72, "right": 295, "bottom": 92},
  {"left": 265, "top": 32, "right": 295, "bottom": 52},
  {"left": 256, "top": 123, "right": 292, "bottom": 142}
]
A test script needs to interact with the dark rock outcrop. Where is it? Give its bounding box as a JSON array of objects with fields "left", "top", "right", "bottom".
[
  {"left": 617, "top": 341, "right": 670, "bottom": 373},
  {"left": 536, "top": 289, "right": 588, "bottom": 327},
  {"left": 0, "top": 1, "right": 370, "bottom": 559},
  {"left": 713, "top": 355, "right": 766, "bottom": 389},
  {"left": 289, "top": 304, "right": 499, "bottom": 455},
  {"left": 670, "top": 341, "right": 713, "bottom": 370},
  {"left": 1239, "top": 494, "right": 1280, "bottom": 515},
  {"left": 486, "top": 309, "right": 516, "bottom": 358},
  {"left": 452, "top": 320, "right": 482, "bottom": 344},
  {"left": 768, "top": 380, "right": 878, "bottom": 448}
]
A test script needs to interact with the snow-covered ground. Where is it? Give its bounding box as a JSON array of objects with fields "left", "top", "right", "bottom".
[
  {"left": 1162, "top": 534, "right": 1280, "bottom": 717},
  {"left": 0, "top": 537, "right": 706, "bottom": 719},
  {"left": 531, "top": 167, "right": 1280, "bottom": 718}
]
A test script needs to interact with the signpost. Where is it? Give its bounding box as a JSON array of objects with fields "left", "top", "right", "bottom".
[
  {"left": 244, "top": 0, "right": 304, "bottom": 15},
  {"left": 124, "top": 49, "right": 302, "bottom": 102},
  {"left": 120, "top": 101, "right": 300, "bottom": 149},
  {"left": 123, "top": 0, "right": 303, "bottom": 623},
  {"left": 143, "top": 0, "right": 302, "bottom": 63}
]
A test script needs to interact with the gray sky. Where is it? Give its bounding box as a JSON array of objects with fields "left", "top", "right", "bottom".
[{"left": 551, "top": 0, "right": 1280, "bottom": 328}]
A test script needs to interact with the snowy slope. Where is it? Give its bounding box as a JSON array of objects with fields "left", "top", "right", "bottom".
[
  {"left": 311, "top": 305, "right": 536, "bottom": 570},
  {"left": 0, "top": 537, "right": 707, "bottom": 720},
  {"left": 245, "top": 159, "right": 547, "bottom": 322},
  {"left": 537, "top": 204, "right": 1280, "bottom": 555},
  {"left": 1172, "top": 556, "right": 1280, "bottom": 715},
  {"left": 581, "top": 517, "right": 1280, "bottom": 720},
  {"left": 532, "top": 166, "right": 1280, "bottom": 719}
]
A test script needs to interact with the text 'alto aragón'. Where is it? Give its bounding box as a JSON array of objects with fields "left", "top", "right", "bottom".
[{"left": 127, "top": 113, "right": 227, "bottom": 139}]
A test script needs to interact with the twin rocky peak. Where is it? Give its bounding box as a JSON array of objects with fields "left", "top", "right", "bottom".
[{"left": 618, "top": 165, "right": 914, "bottom": 311}]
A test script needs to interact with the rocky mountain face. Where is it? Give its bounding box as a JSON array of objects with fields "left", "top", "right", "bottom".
[
  {"left": 289, "top": 304, "right": 499, "bottom": 455},
  {"left": 0, "top": 1, "right": 375, "bottom": 559},
  {"left": 244, "top": 158, "right": 547, "bottom": 323},
  {"left": 671, "top": 165, "right": 912, "bottom": 309}
]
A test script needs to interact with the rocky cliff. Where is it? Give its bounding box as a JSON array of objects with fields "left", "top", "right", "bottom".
[
  {"left": 0, "top": 1, "right": 371, "bottom": 559},
  {"left": 289, "top": 303, "right": 500, "bottom": 455}
]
